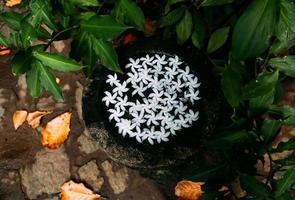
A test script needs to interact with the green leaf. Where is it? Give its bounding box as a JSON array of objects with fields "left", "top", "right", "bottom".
[
  {"left": 276, "top": 0, "right": 295, "bottom": 41},
  {"left": 240, "top": 175, "right": 271, "bottom": 198},
  {"left": 0, "top": 32, "right": 9, "bottom": 47},
  {"left": 275, "top": 156, "right": 295, "bottom": 166},
  {"left": 20, "top": 21, "right": 37, "bottom": 49},
  {"left": 33, "top": 51, "right": 83, "bottom": 72},
  {"left": 113, "top": 0, "right": 145, "bottom": 31},
  {"left": 261, "top": 120, "right": 281, "bottom": 143},
  {"left": 0, "top": 10, "right": 23, "bottom": 30},
  {"left": 81, "top": 15, "right": 129, "bottom": 40},
  {"left": 189, "top": 165, "right": 225, "bottom": 182},
  {"left": 208, "top": 129, "right": 250, "bottom": 149},
  {"left": 249, "top": 89, "right": 275, "bottom": 115},
  {"left": 11, "top": 51, "right": 32, "bottom": 75},
  {"left": 274, "top": 137, "right": 295, "bottom": 153},
  {"left": 159, "top": 6, "right": 185, "bottom": 28},
  {"left": 10, "top": 33, "right": 19, "bottom": 48},
  {"left": 29, "top": 0, "right": 58, "bottom": 31},
  {"left": 231, "top": 0, "right": 279, "bottom": 60},
  {"left": 79, "top": 12, "right": 97, "bottom": 21},
  {"left": 27, "top": 61, "right": 42, "bottom": 98},
  {"left": 275, "top": 167, "right": 295, "bottom": 197},
  {"left": 92, "top": 37, "right": 122, "bottom": 73},
  {"left": 207, "top": 26, "right": 229, "bottom": 53},
  {"left": 270, "top": 39, "right": 295, "bottom": 53},
  {"left": 221, "top": 60, "right": 244, "bottom": 108},
  {"left": 201, "top": 0, "right": 236, "bottom": 7},
  {"left": 269, "top": 105, "right": 295, "bottom": 125},
  {"left": 242, "top": 70, "right": 279, "bottom": 99},
  {"left": 71, "top": 0, "right": 99, "bottom": 7},
  {"left": 38, "top": 61, "right": 64, "bottom": 101},
  {"left": 176, "top": 9, "right": 192, "bottom": 45},
  {"left": 191, "top": 13, "right": 206, "bottom": 49},
  {"left": 164, "top": 0, "right": 185, "bottom": 14},
  {"left": 269, "top": 56, "right": 295, "bottom": 77}
]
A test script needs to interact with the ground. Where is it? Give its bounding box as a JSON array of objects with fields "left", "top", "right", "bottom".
[{"left": 0, "top": 53, "right": 167, "bottom": 200}]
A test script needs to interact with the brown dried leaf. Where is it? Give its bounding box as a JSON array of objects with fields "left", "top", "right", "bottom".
[
  {"left": 175, "top": 180, "right": 205, "bottom": 200},
  {"left": 41, "top": 112, "right": 71, "bottom": 149},
  {"left": 13, "top": 110, "right": 28, "bottom": 130},
  {"left": 5, "top": 0, "right": 21, "bottom": 7},
  {"left": 61, "top": 180, "right": 101, "bottom": 200},
  {"left": 27, "top": 111, "right": 52, "bottom": 129},
  {"left": 0, "top": 45, "right": 11, "bottom": 56}
]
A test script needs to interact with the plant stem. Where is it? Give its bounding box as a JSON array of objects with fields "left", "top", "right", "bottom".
[{"left": 45, "top": 25, "right": 79, "bottom": 50}]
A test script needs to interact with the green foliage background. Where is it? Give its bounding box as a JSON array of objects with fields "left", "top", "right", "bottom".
[{"left": 1, "top": 0, "right": 295, "bottom": 199}]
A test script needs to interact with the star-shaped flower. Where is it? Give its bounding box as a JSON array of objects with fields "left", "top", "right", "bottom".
[
  {"left": 168, "top": 55, "right": 182, "bottom": 66},
  {"left": 115, "top": 119, "right": 136, "bottom": 137},
  {"left": 131, "top": 110, "right": 146, "bottom": 127},
  {"left": 112, "top": 81, "right": 129, "bottom": 96},
  {"left": 115, "top": 96, "right": 129, "bottom": 111},
  {"left": 140, "top": 54, "right": 154, "bottom": 66},
  {"left": 102, "top": 91, "right": 117, "bottom": 107},
  {"left": 132, "top": 82, "right": 147, "bottom": 97},
  {"left": 106, "top": 74, "right": 120, "bottom": 87},
  {"left": 184, "top": 88, "right": 201, "bottom": 104},
  {"left": 185, "top": 110, "right": 199, "bottom": 124},
  {"left": 108, "top": 107, "right": 124, "bottom": 122},
  {"left": 174, "top": 102, "right": 188, "bottom": 115},
  {"left": 126, "top": 58, "right": 140, "bottom": 69}
]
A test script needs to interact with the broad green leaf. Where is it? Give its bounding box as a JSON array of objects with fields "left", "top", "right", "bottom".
[
  {"left": 208, "top": 129, "right": 250, "bottom": 149},
  {"left": 113, "top": 0, "right": 145, "bottom": 31},
  {"left": 207, "top": 26, "right": 229, "bottom": 53},
  {"left": 27, "top": 62, "right": 42, "bottom": 98},
  {"left": 79, "top": 12, "right": 97, "bottom": 21},
  {"left": 0, "top": 10, "right": 23, "bottom": 30},
  {"left": 38, "top": 61, "right": 64, "bottom": 101},
  {"left": 61, "top": 16, "right": 70, "bottom": 28},
  {"left": 191, "top": 13, "right": 206, "bottom": 49},
  {"left": 33, "top": 51, "right": 83, "bottom": 72},
  {"left": 261, "top": 120, "right": 281, "bottom": 143},
  {"left": 274, "top": 137, "right": 295, "bottom": 153},
  {"left": 71, "top": 0, "right": 99, "bottom": 7},
  {"left": 164, "top": 0, "right": 185, "bottom": 13},
  {"left": 81, "top": 33, "right": 98, "bottom": 76},
  {"left": 81, "top": 15, "right": 129, "bottom": 40},
  {"left": 270, "top": 39, "right": 295, "bottom": 53},
  {"left": 159, "top": 6, "right": 185, "bottom": 28},
  {"left": 176, "top": 9, "right": 192, "bottom": 45},
  {"left": 20, "top": 21, "right": 37, "bottom": 49},
  {"left": 231, "top": 0, "right": 279, "bottom": 60},
  {"left": 275, "top": 156, "right": 295, "bottom": 166},
  {"left": 59, "top": 0, "right": 75, "bottom": 15},
  {"left": 221, "top": 60, "right": 243, "bottom": 108},
  {"left": 240, "top": 175, "right": 271, "bottom": 198},
  {"left": 201, "top": 0, "right": 236, "bottom": 7},
  {"left": 269, "top": 56, "right": 295, "bottom": 77},
  {"left": 10, "top": 33, "right": 19, "bottom": 48},
  {"left": 269, "top": 105, "right": 295, "bottom": 125},
  {"left": 36, "top": 26, "right": 52, "bottom": 39},
  {"left": 0, "top": 32, "right": 8, "bottom": 47},
  {"left": 11, "top": 51, "right": 32, "bottom": 75},
  {"left": 92, "top": 37, "right": 122, "bottom": 73},
  {"left": 275, "top": 167, "right": 295, "bottom": 197},
  {"left": 242, "top": 70, "right": 279, "bottom": 99},
  {"left": 249, "top": 89, "right": 275, "bottom": 115},
  {"left": 189, "top": 165, "right": 225, "bottom": 182},
  {"left": 276, "top": 0, "right": 295, "bottom": 41},
  {"left": 29, "top": 0, "right": 58, "bottom": 31}
]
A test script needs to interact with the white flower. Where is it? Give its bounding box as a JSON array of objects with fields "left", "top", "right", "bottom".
[
  {"left": 126, "top": 72, "right": 139, "bottom": 84},
  {"left": 148, "top": 89, "right": 164, "bottom": 102},
  {"left": 132, "top": 82, "right": 147, "bottom": 97},
  {"left": 164, "top": 93, "right": 178, "bottom": 105},
  {"left": 186, "top": 76, "right": 201, "bottom": 88},
  {"left": 106, "top": 74, "right": 120, "bottom": 87},
  {"left": 174, "top": 102, "right": 188, "bottom": 115},
  {"left": 112, "top": 81, "right": 129, "bottom": 96},
  {"left": 115, "top": 119, "right": 136, "bottom": 137},
  {"left": 126, "top": 58, "right": 140, "bottom": 69},
  {"left": 140, "top": 54, "right": 154, "bottom": 66},
  {"left": 131, "top": 110, "right": 146, "bottom": 127},
  {"left": 138, "top": 68, "right": 152, "bottom": 84},
  {"left": 153, "top": 54, "right": 168, "bottom": 65},
  {"left": 185, "top": 88, "right": 201, "bottom": 104},
  {"left": 128, "top": 100, "right": 142, "bottom": 113},
  {"left": 178, "top": 66, "right": 194, "bottom": 81},
  {"left": 115, "top": 96, "right": 129, "bottom": 111},
  {"left": 108, "top": 107, "right": 124, "bottom": 122},
  {"left": 102, "top": 91, "right": 117, "bottom": 107},
  {"left": 175, "top": 115, "right": 190, "bottom": 128},
  {"left": 185, "top": 110, "right": 199, "bottom": 124},
  {"left": 155, "top": 127, "right": 169, "bottom": 143},
  {"left": 145, "top": 112, "right": 160, "bottom": 126},
  {"left": 169, "top": 55, "right": 182, "bottom": 66}
]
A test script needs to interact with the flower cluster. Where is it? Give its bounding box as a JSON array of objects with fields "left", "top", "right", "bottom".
[{"left": 102, "top": 54, "right": 201, "bottom": 145}]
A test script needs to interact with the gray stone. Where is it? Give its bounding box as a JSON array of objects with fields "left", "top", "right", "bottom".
[
  {"left": 101, "top": 160, "right": 129, "bottom": 194},
  {"left": 20, "top": 147, "right": 70, "bottom": 199},
  {"left": 78, "top": 160, "right": 104, "bottom": 191},
  {"left": 78, "top": 129, "right": 101, "bottom": 154},
  {"left": 0, "top": 170, "right": 24, "bottom": 200}
]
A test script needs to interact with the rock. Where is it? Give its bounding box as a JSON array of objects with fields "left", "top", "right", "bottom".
[
  {"left": 0, "top": 89, "right": 7, "bottom": 119},
  {"left": 0, "top": 170, "right": 24, "bottom": 200},
  {"left": 20, "top": 147, "right": 70, "bottom": 199},
  {"left": 77, "top": 129, "right": 101, "bottom": 154},
  {"left": 101, "top": 160, "right": 129, "bottom": 194},
  {"left": 78, "top": 160, "right": 104, "bottom": 191},
  {"left": 75, "top": 81, "right": 83, "bottom": 121}
]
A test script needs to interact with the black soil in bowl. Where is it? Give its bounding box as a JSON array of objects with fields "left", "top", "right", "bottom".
[{"left": 83, "top": 38, "right": 223, "bottom": 169}]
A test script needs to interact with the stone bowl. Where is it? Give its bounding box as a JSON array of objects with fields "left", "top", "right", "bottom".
[{"left": 82, "top": 38, "right": 223, "bottom": 169}]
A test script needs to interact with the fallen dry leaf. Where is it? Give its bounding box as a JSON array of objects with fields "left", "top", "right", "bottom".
[
  {"left": 41, "top": 112, "right": 71, "bottom": 149},
  {"left": 61, "top": 180, "right": 101, "bottom": 200},
  {"left": 144, "top": 19, "right": 157, "bottom": 37},
  {"left": 13, "top": 110, "right": 28, "bottom": 130},
  {"left": 175, "top": 180, "right": 205, "bottom": 200},
  {"left": 27, "top": 111, "right": 52, "bottom": 129},
  {"left": 5, "top": 0, "right": 21, "bottom": 7},
  {"left": 0, "top": 45, "right": 11, "bottom": 56},
  {"left": 122, "top": 34, "right": 137, "bottom": 45}
]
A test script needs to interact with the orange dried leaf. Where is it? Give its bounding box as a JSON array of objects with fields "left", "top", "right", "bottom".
[
  {"left": 13, "top": 110, "right": 28, "bottom": 130},
  {"left": 27, "top": 111, "right": 52, "bottom": 129},
  {"left": 175, "top": 180, "right": 205, "bottom": 200},
  {"left": 41, "top": 112, "right": 72, "bottom": 149},
  {"left": 5, "top": 0, "right": 21, "bottom": 7},
  {"left": 122, "top": 34, "right": 137, "bottom": 45},
  {"left": 0, "top": 45, "right": 11, "bottom": 56},
  {"left": 61, "top": 180, "right": 101, "bottom": 200},
  {"left": 144, "top": 19, "right": 156, "bottom": 37}
]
